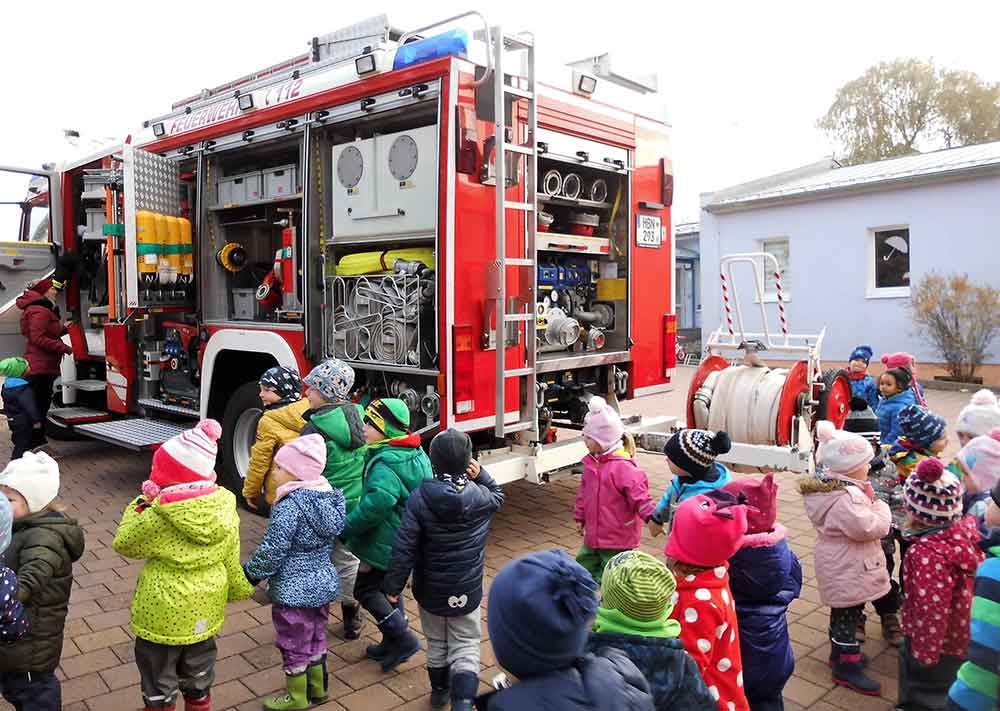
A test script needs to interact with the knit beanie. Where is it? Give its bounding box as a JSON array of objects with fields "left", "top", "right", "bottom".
[
  {"left": 664, "top": 429, "right": 732, "bottom": 478},
  {"left": 303, "top": 358, "right": 355, "bottom": 403},
  {"left": 0, "top": 357, "right": 28, "bottom": 378},
  {"left": 843, "top": 397, "right": 879, "bottom": 439},
  {"left": 898, "top": 405, "right": 947, "bottom": 449},
  {"left": 903, "top": 457, "right": 962, "bottom": 526},
  {"left": 364, "top": 398, "right": 410, "bottom": 439},
  {"left": 665, "top": 489, "right": 748, "bottom": 567},
  {"left": 487, "top": 549, "right": 598, "bottom": 679},
  {"left": 274, "top": 434, "right": 327, "bottom": 481},
  {"left": 881, "top": 352, "right": 915, "bottom": 372},
  {"left": 430, "top": 429, "right": 472, "bottom": 487},
  {"left": 259, "top": 365, "right": 302, "bottom": 405},
  {"left": 601, "top": 550, "right": 677, "bottom": 622},
  {"left": 957, "top": 428, "right": 1000, "bottom": 494},
  {"left": 146, "top": 419, "right": 221, "bottom": 496},
  {"left": 0, "top": 495, "right": 12, "bottom": 556},
  {"left": 0, "top": 451, "right": 60, "bottom": 514},
  {"left": 582, "top": 396, "right": 626, "bottom": 452},
  {"left": 724, "top": 473, "right": 778, "bottom": 535},
  {"left": 815, "top": 420, "right": 873, "bottom": 475},
  {"left": 28, "top": 278, "right": 55, "bottom": 296},
  {"left": 956, "top": 390, "right": 1000, "bottom": 438},
  {"left": 849, "top": 345, "right": 873, "bottom": 365}
]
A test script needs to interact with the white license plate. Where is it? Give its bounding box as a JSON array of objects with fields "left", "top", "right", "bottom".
[{"left": 636, "top": 214, "right": 662, "bottom": 247}]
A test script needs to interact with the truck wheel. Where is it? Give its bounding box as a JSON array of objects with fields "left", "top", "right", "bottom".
[
  {"left": 815, "top": 368, "right": 852, "bottom": 430},
  {"left": 219, "top": 382, "right": 268, "bottom": 516}
]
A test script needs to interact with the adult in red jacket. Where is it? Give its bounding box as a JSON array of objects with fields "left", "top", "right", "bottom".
[{"left": 16, "top": 278, "right": 71, "bottom": 446}]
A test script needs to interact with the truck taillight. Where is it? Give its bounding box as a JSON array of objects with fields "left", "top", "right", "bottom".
[
  {"left": 454, "top": 325, "right": 475, "bottom": 414},
  {"left": 664, "top": 314, "right": 677, "bottom": 377},
  {"left": 661, "top": 157, "right": 674, "bottom": 207}
]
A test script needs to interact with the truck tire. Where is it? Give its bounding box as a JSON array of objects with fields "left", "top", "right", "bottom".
[{"left": 219, "top": 382, "right": 268, "bottom": 516}]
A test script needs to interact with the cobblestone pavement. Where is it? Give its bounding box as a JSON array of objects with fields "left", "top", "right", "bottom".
[{"left": 0, "top": 369, "right": 974, "bottom": 710}]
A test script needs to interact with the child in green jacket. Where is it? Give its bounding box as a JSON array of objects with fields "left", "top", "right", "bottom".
[
  {"left": 345, "top": 398, "right": 432, "bottom": 672},
  {"left": 113, "top": 420, "right": 254, "bottom": 711}
]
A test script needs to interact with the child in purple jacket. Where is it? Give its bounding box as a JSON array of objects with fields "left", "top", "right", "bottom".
[{"left": 573, "top": 397, "right": 655, "bottom": 584}]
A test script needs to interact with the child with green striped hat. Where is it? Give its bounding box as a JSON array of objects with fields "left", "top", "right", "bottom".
[
  {"left": 0, "top": 357, "right": 38, "bottom": 460},
  {"left": 586, "top": 550, "right": 715, "bottom": 711}
]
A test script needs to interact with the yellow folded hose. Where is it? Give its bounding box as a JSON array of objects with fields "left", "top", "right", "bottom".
[{"left": 336, "top": 248, "right": 436, "bottom": 276}]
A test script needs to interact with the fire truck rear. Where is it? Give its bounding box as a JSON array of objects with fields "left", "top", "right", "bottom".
[{"left": 0, "top": 13, "right": 677, "bottom": 499}]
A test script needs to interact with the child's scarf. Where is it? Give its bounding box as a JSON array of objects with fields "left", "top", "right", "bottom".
[{"left": 593, "top": 606, "right": 681, "bottom": 639}]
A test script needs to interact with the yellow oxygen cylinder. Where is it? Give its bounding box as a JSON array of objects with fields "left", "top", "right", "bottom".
[
  {"left": 135, "top": 210, "right": 158, "bottom": 286},
  {"left": 178, "top": 217, "right": 193, "bottom": 284},
  {"left": 165, "top": 216, "right": 181, "bottom": 286},
  {"left": 154, "top": 213, "right": 170, "bottom": 286}
]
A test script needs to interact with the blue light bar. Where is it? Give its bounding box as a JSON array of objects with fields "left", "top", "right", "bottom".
[{"left": 393, "top": 29, "right": 468, "bottom": 71}]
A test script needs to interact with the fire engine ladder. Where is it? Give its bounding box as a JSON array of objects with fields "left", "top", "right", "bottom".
[{"left": 491, "top": 28, "right": 538, "bottom": 439}]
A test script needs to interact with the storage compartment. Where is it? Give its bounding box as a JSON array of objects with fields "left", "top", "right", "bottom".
[
  {"left": 262, "top": 164, "right": 300, "bottom": 200},
  {"left": 217, "top": 171, "right": 262, "bottom": 207},
  {"left": 84, "top": 207, "right": 106, "bottom": 240}
]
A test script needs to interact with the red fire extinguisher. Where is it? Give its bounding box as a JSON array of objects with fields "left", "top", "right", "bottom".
[{"left": 280, "top": 225, "right": 295, "bottom": 295}]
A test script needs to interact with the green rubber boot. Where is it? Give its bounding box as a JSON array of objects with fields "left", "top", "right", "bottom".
[
  {"left": 263, "top": 672, "right": 311, "bottom": 710},
  {"left": 306, "top": 657, "right": 329, "bottom": 704}
]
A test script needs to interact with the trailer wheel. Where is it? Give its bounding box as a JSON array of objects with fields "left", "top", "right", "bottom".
[
  {"left": 815, "top": 368, "right": 852, "bottom": 430},
  {"left": 219, "top": 382, "right": 268, "bottom": 516}
]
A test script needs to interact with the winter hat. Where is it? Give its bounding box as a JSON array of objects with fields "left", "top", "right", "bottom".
[
  {"left": 815, "top": 420, "right": 873, "bottom": 475},
  {"left": 843, "top": 397, "right": 880, "bottom": 447},
  {"left": 274, "top": 434, "right": 327, "bottom": 481},
  {"left": 956, "top": 390, "right": 1000, "bottom": 438},
  {"left": 0, "top": 495, "right": 12, "bottom": 555},
  {"left": 663, "top": 429, "right": 732, "bottom": 478},
  {"left": 881, "top": 352, "right": 916, "bottom": 372},
  {"left": 582, "top": 396, "right": 626, "bottom": 452},
  {"left": 898, "top": 405, "right": 947, "bottom": 449},
  {"left": 364, "top": 398, "right": 410, "bottom": 439},
  {"left": 903, "top": 457, "right": 962, "bottom": 526},
  {"left": 303, "top": 358, "right": 355, "bottom": 403},
  {"left": 724, "top": 472, "right": 778, "bottom": 535},
  {"left": 259, "top": 365, "right": 302, "bottom": 405},
  {"left": 883, "top": 367, "right": 913, "bottom": 391},
  {"left": 849, "top": 345, "right": 874, "bottom": 365},
  {"left": 28, "top": 278, "right": 56, "bottom": 295},
  {"left": 601, "top": 550, "right": 677, "bottom": 622},
  {"left": 665, "top": 489, "right": 748, "bottom": 567},
  {"left": 487, "top": 549, "right": 598, "bottom": 679},
  {"left": 957, "top": 428, "right": 1000, "bottom": 494},
  {"left": 0, "top": 357, "right": 28, "bottom": 378},
  {"left": 430, "top": 429, "right": 473, "bottom": 488},
  {"left": 0, "top": 451, "right": 60, "bottom": 514},
  {"left": 145, "top": 419, "right": 221, "bottom": 497}
]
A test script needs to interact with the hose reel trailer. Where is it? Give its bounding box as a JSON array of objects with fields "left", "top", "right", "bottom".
[{"left": 685, "top": 253, "right": 852, "bottom": 473}]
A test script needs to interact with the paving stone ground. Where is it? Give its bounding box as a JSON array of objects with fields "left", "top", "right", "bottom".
[{"left": 0, "top": 368, "right": 974, "bottom": 710}]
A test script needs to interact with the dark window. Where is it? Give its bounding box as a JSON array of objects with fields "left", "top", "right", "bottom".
[{"left": 874, "top": 228, "right": 910, "bottom": 289}]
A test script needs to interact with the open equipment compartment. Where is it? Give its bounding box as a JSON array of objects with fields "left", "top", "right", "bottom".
[{"left": 201, "top": 135, "right": 305, "bottom": 325}]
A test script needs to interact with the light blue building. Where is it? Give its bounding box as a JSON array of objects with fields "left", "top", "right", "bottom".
[{"left": 699, "top": 141, "right": 1000, "bottom": 368}]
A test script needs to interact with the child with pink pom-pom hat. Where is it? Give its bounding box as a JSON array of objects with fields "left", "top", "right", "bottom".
[{"left": 113, "top": 420, "right": 254, "bottom": 711}]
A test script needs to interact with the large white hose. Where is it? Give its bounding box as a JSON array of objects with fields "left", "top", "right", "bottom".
[{"left": 702, "top": 365, "right": 789, "bottom": 445}]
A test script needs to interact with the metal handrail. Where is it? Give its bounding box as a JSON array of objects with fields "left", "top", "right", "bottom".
[{"left": 397, "top": 10, "right": 493, "bottom": 87}]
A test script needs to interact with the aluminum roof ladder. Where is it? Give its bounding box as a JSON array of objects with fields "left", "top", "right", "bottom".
[{"left": 490, "top": 29, "right": 538, "bottom": 439}]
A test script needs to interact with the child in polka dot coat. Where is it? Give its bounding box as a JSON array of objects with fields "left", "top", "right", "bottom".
[
  {"left": 0, "top": 495, "right": 29, "bottom": 643},
  {"left": 665, "top": 490, "right": 750, "bottom": 711},
  {"left": 898, "top": 457, "right": 984, "bottom": 711}
]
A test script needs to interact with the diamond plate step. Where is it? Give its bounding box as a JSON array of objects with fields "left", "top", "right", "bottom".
[
  {"left": 138, "top": 398, "right": 200, "bottom": 419},
  {"left": 61, "top": 379, "right": 106, "bottom": 392},
  {"left": 48, "top": 407, "right": 113, "bottom": 424},
  {"left": 75, "top": 418, "right": 189, "bottom": 450}
]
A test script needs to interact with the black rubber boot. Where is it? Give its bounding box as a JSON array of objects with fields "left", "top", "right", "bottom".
[
  {"left": 342, "top": 602, "right": 363, "bottom": 641},
  {"left": 831, "top": 642, "right": 881, "bottom": 696},
  {"left": 428, "top": 667, "right": 450, "bottom": 709},
  {"left": 377, "top": 609, "right": 421, "bottom": 673},
  {"left": 365, "top": 596, "right": 404, "bottom": 661},
  {"left": 450, "top": 670, "right": 479, "bottom": 711}
]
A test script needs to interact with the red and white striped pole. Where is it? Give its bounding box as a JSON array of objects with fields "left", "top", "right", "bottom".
[
  {"left": 721, "top": 271, "right": 735, "bottom": 337},
  {"left": 773, "top": 270, "right": 788, "bottom": 335}
]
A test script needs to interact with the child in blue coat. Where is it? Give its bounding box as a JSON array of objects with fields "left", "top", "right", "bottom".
[
  {"left": 847, "top": 345, "right": 879, "bottom": 411},
  {"left": 648, "top": 429, "right": 733, "bottom": 538},
  {"left": 0, "top": 357, "right": 39, "bottom": 461},
  {"left": 243, "top": 435, "right": 346, "bottom": 710},
  {"left": 725, "top": 474, "right": 802, "bottom": 711},
  {"left": 876, "top": 368, "right": 918, "bottom": 446}
]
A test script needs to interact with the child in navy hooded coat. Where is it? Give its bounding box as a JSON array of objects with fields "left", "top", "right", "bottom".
[
  {"left": 0, "top": 357, "right": 39, "bottom": 461},
  {"left": 725, "top": 474, "right": 802, "bottom": 711},
  {"left": 848, "top": 346, "right": 879, "bottom": 411}
]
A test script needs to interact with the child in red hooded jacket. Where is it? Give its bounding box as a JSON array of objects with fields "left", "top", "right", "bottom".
[
  {"left": 666, "top": 490, "right": 750, "bottom": 711},
  {"left": 898, "top": 457, "right": 984, "bottom": 711}
]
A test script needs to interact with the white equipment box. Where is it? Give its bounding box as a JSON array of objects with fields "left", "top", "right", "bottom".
[{"left": 332, "top": 125, "right": 438, "bottom": 241}]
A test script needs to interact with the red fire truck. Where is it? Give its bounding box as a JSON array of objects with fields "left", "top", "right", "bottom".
[{"left": 0, "top": 12, "right": 677, "bottom": 497}]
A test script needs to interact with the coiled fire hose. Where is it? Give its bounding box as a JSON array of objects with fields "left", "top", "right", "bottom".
[{"left": 696, "top": 365, "right": 790, "bottom": 445}]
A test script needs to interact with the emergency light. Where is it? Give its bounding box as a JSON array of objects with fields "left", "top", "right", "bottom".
[{"left": 237, "top": 93, "right": 255, "bottom": 111}]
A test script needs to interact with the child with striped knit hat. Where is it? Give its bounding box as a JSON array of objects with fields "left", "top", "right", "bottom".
[{"left": 898, "top": 458, "right": 984, "bottom": 710}]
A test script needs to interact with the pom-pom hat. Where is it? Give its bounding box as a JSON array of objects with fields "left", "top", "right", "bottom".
[
  {"left": 849, "top": 345, "right": 874, "bottom": 365},
  {"left": 582, "top": 396, "right": 626, "bottom": 451},
  {"left": 956, "top": 390, "right": 1000, "bottom": 438},
  {"left": 903, "top": 457, "right": 962, "bottom": 526},
  {"left": 663, "top": 428, "right": 732, "bottom": 478},
  {"left": 815, "top": 420, "right": 872, "bottom": 475},
  {"left": 145, "top": 419, "right": 221, "bottom": 497},
  {"left": 0, "top": 451, "right": 60, "bottom": 514}
]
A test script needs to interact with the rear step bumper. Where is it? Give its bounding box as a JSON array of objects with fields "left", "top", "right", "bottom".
[
  {"left": 73, "top": 419, "right": 190, "bottom": 451},
  {"left": 138, "top": 398, "right": 200, "bottom": 419},
  {"left": 48, "top": 407, "right": 114, "bottom": 425}
]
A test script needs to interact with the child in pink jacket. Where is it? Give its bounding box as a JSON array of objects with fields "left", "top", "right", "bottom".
[
  {"left": 800, "top": 421, "right": 891, "bottom": 697},
  {"left": 574, "top": 396, "right": 655, "bottom": 584}
]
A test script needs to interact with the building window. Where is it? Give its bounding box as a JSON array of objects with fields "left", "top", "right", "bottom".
[
  {"left": 868, "top": 226, "right": 911, "bottom": 298},
  {"left": 759, "top": 238, "right": 790, "bottom": 300}
]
